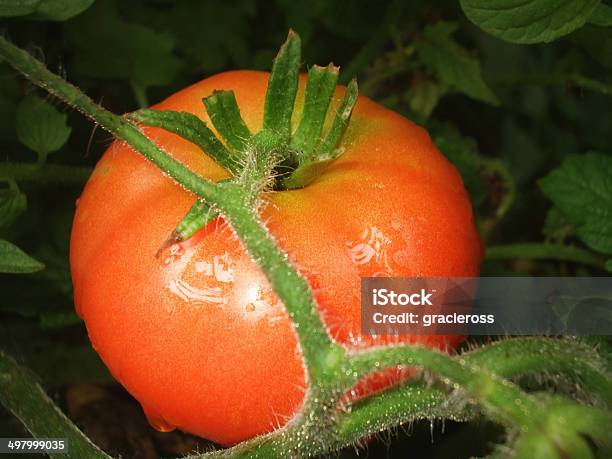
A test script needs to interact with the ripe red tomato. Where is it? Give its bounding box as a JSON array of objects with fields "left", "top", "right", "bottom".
[{"left": 70, "top": 70, "right": 482, "bottom": 446}]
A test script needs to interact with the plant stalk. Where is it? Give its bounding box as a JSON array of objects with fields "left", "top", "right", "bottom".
[
  {"left": 0, "top": 162, "right": 92, "bottom": 183},
  {"left": 486, "top": 243, "right": 609, "bottom": 271}
]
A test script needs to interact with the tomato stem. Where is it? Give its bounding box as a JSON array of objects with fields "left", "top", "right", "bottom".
[
  {"left": 350, "top": 345, "right": 540, "bottom": 426},
  {"left": 466, "top": 337, "right": 612, "bottom": 404},
  {"left": 129, "top": 109, "right": 239, "bottom": 174}
]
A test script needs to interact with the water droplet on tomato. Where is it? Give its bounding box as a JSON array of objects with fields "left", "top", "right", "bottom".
[
  {"left": 143, "top": 406, "right": 176, "bottom": 433},
  {"left": 170, "top": 245, "right": 184, "bottom": 257},
  {"left": 245, "top": 303, "right": 256, "bottom": 312},
  {"left": 161, "top": 244, "right": 186, "bottom": 267}
]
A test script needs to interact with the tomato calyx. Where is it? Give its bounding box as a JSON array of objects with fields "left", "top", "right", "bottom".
[{"left": 130, "top": 30, "right": 359, "bottom": 250}]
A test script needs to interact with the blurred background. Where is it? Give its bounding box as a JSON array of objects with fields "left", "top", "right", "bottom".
[{"left": 1, "top": 0, "right": 611, "bottom": 457}]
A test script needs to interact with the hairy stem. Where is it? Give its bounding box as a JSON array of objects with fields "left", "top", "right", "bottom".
[
  {"left": 348, "top": 345, "right": 541, "bottom": 427},
  {"left": 210, "top": 183, "right": 342, "bottom": 383},
  {"left": 465, "top": 338, "right": 612, "bottom": 405}
]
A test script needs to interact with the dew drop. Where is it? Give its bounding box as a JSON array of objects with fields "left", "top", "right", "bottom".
[
  {"left": 245, "top": 303, "right": 256, "bottom": 312},
  {"left": 143, "top": 406, "right": 176, "bottom": 433}
]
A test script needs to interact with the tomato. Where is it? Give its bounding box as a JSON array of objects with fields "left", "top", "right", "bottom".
[{"left": 70, "top": 70, "right": 482, "bottom": 446}]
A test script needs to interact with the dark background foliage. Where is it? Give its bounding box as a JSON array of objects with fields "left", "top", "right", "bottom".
[{"left": 1, "top": 0, "right": 611, "bottom": 457}]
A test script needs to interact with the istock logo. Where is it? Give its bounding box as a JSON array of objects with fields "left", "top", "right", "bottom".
[{"left": 372, "top": 288, "right": 435, "bottom": 306}]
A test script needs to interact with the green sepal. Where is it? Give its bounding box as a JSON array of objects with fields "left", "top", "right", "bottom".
[
  {"left": 129, "top": 109, "right": 239, "bottom": 174},
  {"left": 157, "top": 200, "right": 217, "bottom": 256},
  {"left": 176, "top": 200, "right": 217, "bottom": 239},
  {"left": 317, "top": 78, "right": 358, "bottom": 158},
  {"left": 262, "top": 30, "right": 301, "bottom": 142},
  {"left": 157, "top": 178, "right": 234, "bottom": 255},
  {"left": 203, "top": 90, "right": 251, "bottom": 155},
  {"left": 291, "top": 64, "right": 339, "bottom": 159},
  {"left": 282, "top": 79, "right": 359, "bottom": 189}
]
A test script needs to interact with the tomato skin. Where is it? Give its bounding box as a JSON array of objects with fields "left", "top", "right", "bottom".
[{"left": 70, "top": 71, "right": 481, "bottom": 446}]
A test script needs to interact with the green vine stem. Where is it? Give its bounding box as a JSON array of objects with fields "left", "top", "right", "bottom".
[
  {"left": 2, "top": 337, "right": 609, "bottom": 458},
  {"left": 347, "top": 345, "right": 612, "bottom": 459},
  {"left": 0, "top": 162, "right": 92, "bottom": 184},
  {"left": 0, "top": 351, "right": 111, "bottom": 459},
  {"left": 349, "top": 345, "right": 541, "bottom": 427},
  {"left": 1, "top": 34, "right": 611, "bottom": 459},
  {"left": 466, "top": 338, "right": 612, "bottom": 405},
  {"left": 492, "top": 72, "right": 612, "bottom": 97},
  {"left": 486, "top": 243, "right": 610, "bottom": 272}
]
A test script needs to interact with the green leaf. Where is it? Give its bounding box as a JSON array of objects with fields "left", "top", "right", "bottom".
[
  {"left": 0, "top": 0, "right": 39, "bottom": 17},
  {"left": 15, "top": 94, "right": 71, "bottom": 157},
  {"left": 143, "top": 0, "right": 254, "bottom": 74},
  {"left": 539, "top": 153, "right": 612, "bottom": 254},
  {"left": 0, "top": 239, "right": 45, "bottom": 273},
  {"left": 461, "top": 0, "right": 601, "bottom": 44},
  {"left": 0, "top": 186, "right": 27, "bottom": 230},
  {"left": 30, "top": 0, "right": 94, "bottom": 21},
  {"left": 542, "top": 207, "right": 575, "bottom": 242},
  {"left": 0, "top": 244, "right": 72, "bottom": 313},
  {"left": 65, "top": 0, "right": 180, "bottom": 93},
  {"left": 0, "top": 0, "right": 93, "bottom": 20},
  {"left": 406, "top": 80, "right": 444, "bottom": 120},
  {"left": 588, "top": 3, "right": 612, "bottom": 26},
  {"left": 415, "top": 22, "right": 499, "bottom": 105}
]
